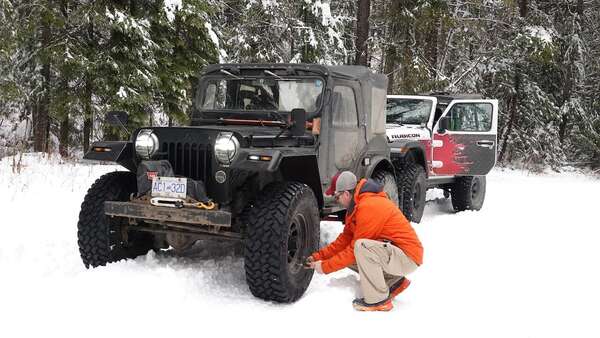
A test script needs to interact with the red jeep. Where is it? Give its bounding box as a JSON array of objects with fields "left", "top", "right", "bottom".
[{"left": 386, "top": 93, "right": 499, "bottom": 222}]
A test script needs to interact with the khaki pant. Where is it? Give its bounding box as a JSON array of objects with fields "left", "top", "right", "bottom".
[{"left": 350, "top": 238, "right": 418, "bottom": 304}]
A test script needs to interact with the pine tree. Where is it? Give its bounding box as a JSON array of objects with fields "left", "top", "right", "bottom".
[
  {"left": 0, "top": 0, "right": 218, "bottom": 154},
  {"left": 207, "top": 0, "right": 353, "bottom": 64}
]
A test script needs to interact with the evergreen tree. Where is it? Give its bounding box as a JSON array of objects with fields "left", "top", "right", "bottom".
[
  {"left": 0, "top": 0, "right": 218, "bottom": 154},
  {"left": 1, "top": 0, "right": 598, "bottom": 169},
  {"left": 207, "top": 0, "right": 352, "bottom": 64}
]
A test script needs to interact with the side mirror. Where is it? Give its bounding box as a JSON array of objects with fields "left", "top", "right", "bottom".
[
  {"left": 438, "top": 116, "right": 450, "bottom": 133},
  {"left": 106, "top": 111, "right": 129, "bottom": 127},
  {"left": 290, "top": 108, "right": 307, "bottom": 137}
]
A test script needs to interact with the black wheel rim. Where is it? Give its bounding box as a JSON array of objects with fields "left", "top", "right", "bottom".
[{"left": 287, "top": 213, "right": 307, "bottom": 274}]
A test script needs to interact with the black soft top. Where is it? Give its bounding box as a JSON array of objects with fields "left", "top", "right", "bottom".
[
  {"left": 202, "top": 63, "right": 328, "bottom": 76},
  {"left": 202, "top": 63, "right": 386, "bottom": 84}
]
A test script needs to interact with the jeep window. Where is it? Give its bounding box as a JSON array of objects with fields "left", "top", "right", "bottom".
[
  {"left": 332, "top": 86, "right": 358, "bottom": 128},
  {"left": 447, "top": 103, "right": 493, "bottom": 132},
  {"left": 371, "top": 86, "right": 387, "bottom": 134},
  {"left": 386, "top": 98, "right": 432, "bottom": 125},
  {"left": 199, "top": 77, "right": 324, "bottom": 114}
]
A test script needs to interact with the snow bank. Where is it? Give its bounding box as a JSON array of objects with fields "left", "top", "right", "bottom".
[{"left": 1, "top": 155, "right": 599, "bottom": 338}]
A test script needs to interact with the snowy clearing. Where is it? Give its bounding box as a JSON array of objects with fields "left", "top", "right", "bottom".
[{"left": 1, "top": 154, "right": 599, "bottom": 338}]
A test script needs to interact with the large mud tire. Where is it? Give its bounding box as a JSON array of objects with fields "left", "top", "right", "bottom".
[
  {"left": 451, "top": 176, "right": 486, "bottom": 212},
  {"left": 373, "top": 170, "right": 399, "bottom": 206},
  {"left": 397, "top": 162, "right": 427, "bottom": 223},
  {"left": 243, "top": 182, "right": 320, "bottom": 303},
  {"left": 77, "top": 171, "right": 154, "bottom": 268}
]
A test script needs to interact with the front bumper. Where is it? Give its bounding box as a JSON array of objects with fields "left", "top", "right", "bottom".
[{"left": 104, "top": 201, "right": 232, "bottom": 227}]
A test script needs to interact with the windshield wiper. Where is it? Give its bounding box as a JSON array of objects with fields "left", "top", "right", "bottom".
[
  {"left": 264, "top": 111, "right": 294, "bottom": 141},
  {"left": 386, "top": 113, "right": 404, "bottom": 126},
  {"left": 390, "top": 118, "right": 404, "bottom": 126}
]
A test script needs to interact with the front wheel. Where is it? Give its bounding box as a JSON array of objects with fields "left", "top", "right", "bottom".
[
  {"left": 451, "top": 176, "right": 486, "bottom": 212},
  {"left": 77, "top": 171, "right": 154, "bottom": 268},
  {"left": 397, "top": 162, "right": 427, "bottom": 223},
  {"left": 243, "top": 182, "right": 320, "bottom": 303}
]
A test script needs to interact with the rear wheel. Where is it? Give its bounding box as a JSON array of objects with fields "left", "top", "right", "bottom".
[
  {"left": 243, "top": 182, "right": 320, "bottom": 303},
  {"left": 373, "top": 170, "right": 399, "bottom": 206},
  {"left": 397, "top": 162, "right": 427, "bottom": 223},
  {"left": 77, "top": 172, "right": 154, "bottom": 268},
  {"left": 451, "top": 176, "right": 486, "bottom": 212}
]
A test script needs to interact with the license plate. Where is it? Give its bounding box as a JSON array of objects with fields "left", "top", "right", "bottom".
[{"left": 151, "top": 176, "right": 187, "bottom": 199}]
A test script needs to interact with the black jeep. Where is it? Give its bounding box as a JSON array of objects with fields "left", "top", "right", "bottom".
[{"left": 78, "top": 63, "right": 397, "bottom": 303}]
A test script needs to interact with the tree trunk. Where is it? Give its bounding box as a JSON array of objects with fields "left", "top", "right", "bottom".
[
  {"left": 498, "top": 0, "right": 527, "bottom": 163},
  {"left": 58, "top": 68, "right": 69, "bottom": 158},
  {"left": 558, "top": 0, "right": 584, "bottom": 144},
  {"left": 83, "top": 16, "right": 95, "bottom": 152},
  {"left": 425, "top": 8, "right": 440, "bottom": 70},
  {"left": 58, "top": 0, "right": 70, "bottom": 158},
  {"left": 519, "top": 0, "right": 528, "bottom": 17},
  {"left": 498, "top": 72, "right": 520, "bottom": 163},
  {"left": 83, "top": 76, "right": 93, "bottom": 152},
  {"left": 384, "top": 47, "right": 397, "bottom": 94},
  {"left": 33, "top": 68, "right": 51, "bottom": 153},
  {"left": 59, "top": 114, "right": 69, "bottom": 157},
  {"left": 355, "top": 0, "right": 370, "bottom": 66},
  {"left": 33, "top": 19, "right": 51, "bottom": 153},
  {"left": 383, "top": 0, "right": 401, "bottom": 93}
]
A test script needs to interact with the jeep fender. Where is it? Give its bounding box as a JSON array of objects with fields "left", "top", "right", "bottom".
[
  {"left": 83, "top": 141, "right": 136, "bottom": 171},
  {"left": 365, "top": 156, "right": 395, "bottom": 179},
  {"left": 278, "top": 155, "right": 324, "bottom": 208},
  {"left": 390, "top": 140, "right": 429, "bottom": 177}
]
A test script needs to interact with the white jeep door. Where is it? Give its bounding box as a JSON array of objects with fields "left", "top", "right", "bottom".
[{"left": 431, "top": 99, "right": 499, "bottom": 176}]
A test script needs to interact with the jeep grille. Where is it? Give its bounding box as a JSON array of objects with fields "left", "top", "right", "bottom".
[{"left": 161, "top": 142, "right": 212, "bottom": 184}]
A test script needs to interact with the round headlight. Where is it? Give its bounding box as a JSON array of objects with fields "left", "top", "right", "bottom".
[
  {"left": 214, "top": 132, "right": 239, "bottom": 165},
  {"left": 135, "top": 129, "right": 159, "bottom": 159}
]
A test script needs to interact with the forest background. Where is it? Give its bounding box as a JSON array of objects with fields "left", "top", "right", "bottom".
[{"left": 1, "top": 0, "right": 598, "bottom": 170}]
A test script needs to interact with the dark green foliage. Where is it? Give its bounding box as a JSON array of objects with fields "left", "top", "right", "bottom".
[
  {"left": 373, "top": 0, "right": 598, "bottom": 170},
  {"left": 0, "top": 0, "right": 218, "bottom": 155},
  {"left": 1, "top": 0, "right": 598, "bottom": 169}
]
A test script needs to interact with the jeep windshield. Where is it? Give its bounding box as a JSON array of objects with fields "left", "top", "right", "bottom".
[
  {"left": 386, "top": 98, "right": 433, "bottom": 125},
  {"left": 196, "top": 76, "right": 324, "bottom": 123}
]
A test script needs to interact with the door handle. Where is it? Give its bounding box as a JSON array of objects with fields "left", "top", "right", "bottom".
[{"left": 476, "top": 140, "right": 495, "bottom": 148}]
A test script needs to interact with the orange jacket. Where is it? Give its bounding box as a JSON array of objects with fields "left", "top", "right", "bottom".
[{"left": 312, "top": 178, "right": 423, "bottom": 274}]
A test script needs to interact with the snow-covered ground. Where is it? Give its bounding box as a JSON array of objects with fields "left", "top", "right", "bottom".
[{"left": 1, "top": 154, "right": 599, "bottom": 338}]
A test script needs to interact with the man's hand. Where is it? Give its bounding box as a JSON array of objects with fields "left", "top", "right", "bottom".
[
  {"left": 308, "top": 260, "right": 323, "bottom": 274},
  {"left": 304, "top": 256, "right": 315, "bottom": 267}
]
